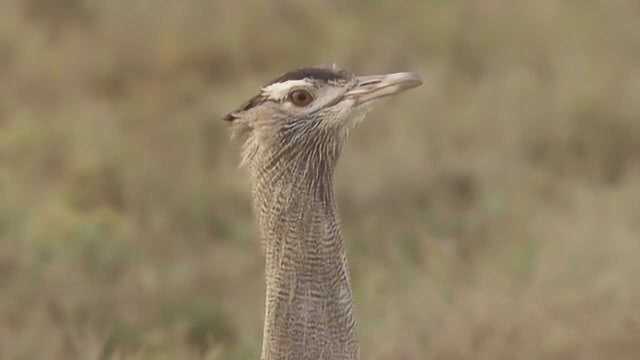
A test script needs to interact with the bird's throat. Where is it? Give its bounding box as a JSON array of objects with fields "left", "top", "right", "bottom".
[{"left": 252, "top": 161, "right": 359, "bottom": 360}]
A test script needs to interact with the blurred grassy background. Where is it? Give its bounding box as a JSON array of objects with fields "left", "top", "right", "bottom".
[{"left": 1, "top": 0, "right": 640, "bottom": 359}]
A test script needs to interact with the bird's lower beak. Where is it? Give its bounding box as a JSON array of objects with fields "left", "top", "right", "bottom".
[{"left": 345, "top": 72, "right": 422, "bottom": 105}]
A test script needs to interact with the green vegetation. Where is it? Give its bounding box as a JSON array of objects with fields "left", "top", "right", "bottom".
[{"left": 1, "top": 0, "right": 639, "bottom": 359}]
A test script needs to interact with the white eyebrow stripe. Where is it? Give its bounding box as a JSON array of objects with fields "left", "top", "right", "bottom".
[{"left": 261, "top": 79, "right": 312, "bottom": 100}]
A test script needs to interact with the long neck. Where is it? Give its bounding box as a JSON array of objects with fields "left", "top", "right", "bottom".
[{"left": 250, "top": 144, "right": 359, "bottom": 360}]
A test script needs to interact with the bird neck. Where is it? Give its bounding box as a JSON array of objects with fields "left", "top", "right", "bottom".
[{"left": 251, "top": 149, "right": 359, "bottom": 360}]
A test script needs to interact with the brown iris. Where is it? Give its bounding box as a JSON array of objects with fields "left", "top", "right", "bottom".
[{"left": 289, "top": 89, "right": 313, "bottom": 107}]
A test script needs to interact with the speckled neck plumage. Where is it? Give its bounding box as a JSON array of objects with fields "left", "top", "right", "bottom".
[
  {"left": 228, "top": 66, "right": 421, "bottom": 359},
  {"left": 247, "top": 132, "right": 359, "bottom": 360}
]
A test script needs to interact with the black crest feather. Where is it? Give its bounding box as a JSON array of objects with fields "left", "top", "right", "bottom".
[
  {"left": 267, "top": 67, "right": 350, "bottom": 85},
  {"left": 223, "top": 94, "right": 266, "bottom": 121}
]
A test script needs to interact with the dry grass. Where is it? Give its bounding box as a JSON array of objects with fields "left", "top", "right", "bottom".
[{"left": 1, "top": 0, "right": 640, "bottom": 359}]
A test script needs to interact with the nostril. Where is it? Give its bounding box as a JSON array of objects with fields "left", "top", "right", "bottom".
[{"left": 358, "top": 79, "right": 382, "bottom": 86}]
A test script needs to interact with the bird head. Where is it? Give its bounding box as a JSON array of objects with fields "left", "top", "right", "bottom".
[{"left": 224, "top": 67, "right": 422, "bottom": 170}]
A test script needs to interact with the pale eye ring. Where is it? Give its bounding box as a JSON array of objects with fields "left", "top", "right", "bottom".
[{"left": 288, "top": 89, "right": 314, "bottom": 107}]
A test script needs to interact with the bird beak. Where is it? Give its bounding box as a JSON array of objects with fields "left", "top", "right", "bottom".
[{"left": 345, "top": 72, "right": 422, "bottom": 105}]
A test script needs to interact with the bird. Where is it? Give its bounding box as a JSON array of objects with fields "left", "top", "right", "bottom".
[{"left": 224, "top": 66, "right": 422, "bottom": 360}]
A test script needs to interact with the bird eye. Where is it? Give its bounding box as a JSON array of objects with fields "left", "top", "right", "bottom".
[{"left": 289, "top": 90, "right": 313, "bottom": 107}]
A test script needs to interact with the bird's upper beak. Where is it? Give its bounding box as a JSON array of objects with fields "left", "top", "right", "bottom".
[{"left": 345, "top": 72, "right": 422, "bottom": 105}]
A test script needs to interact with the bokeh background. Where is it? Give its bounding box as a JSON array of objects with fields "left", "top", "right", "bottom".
[{"left": 2, "top": 0, "right": 640, "bottom": 359}]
